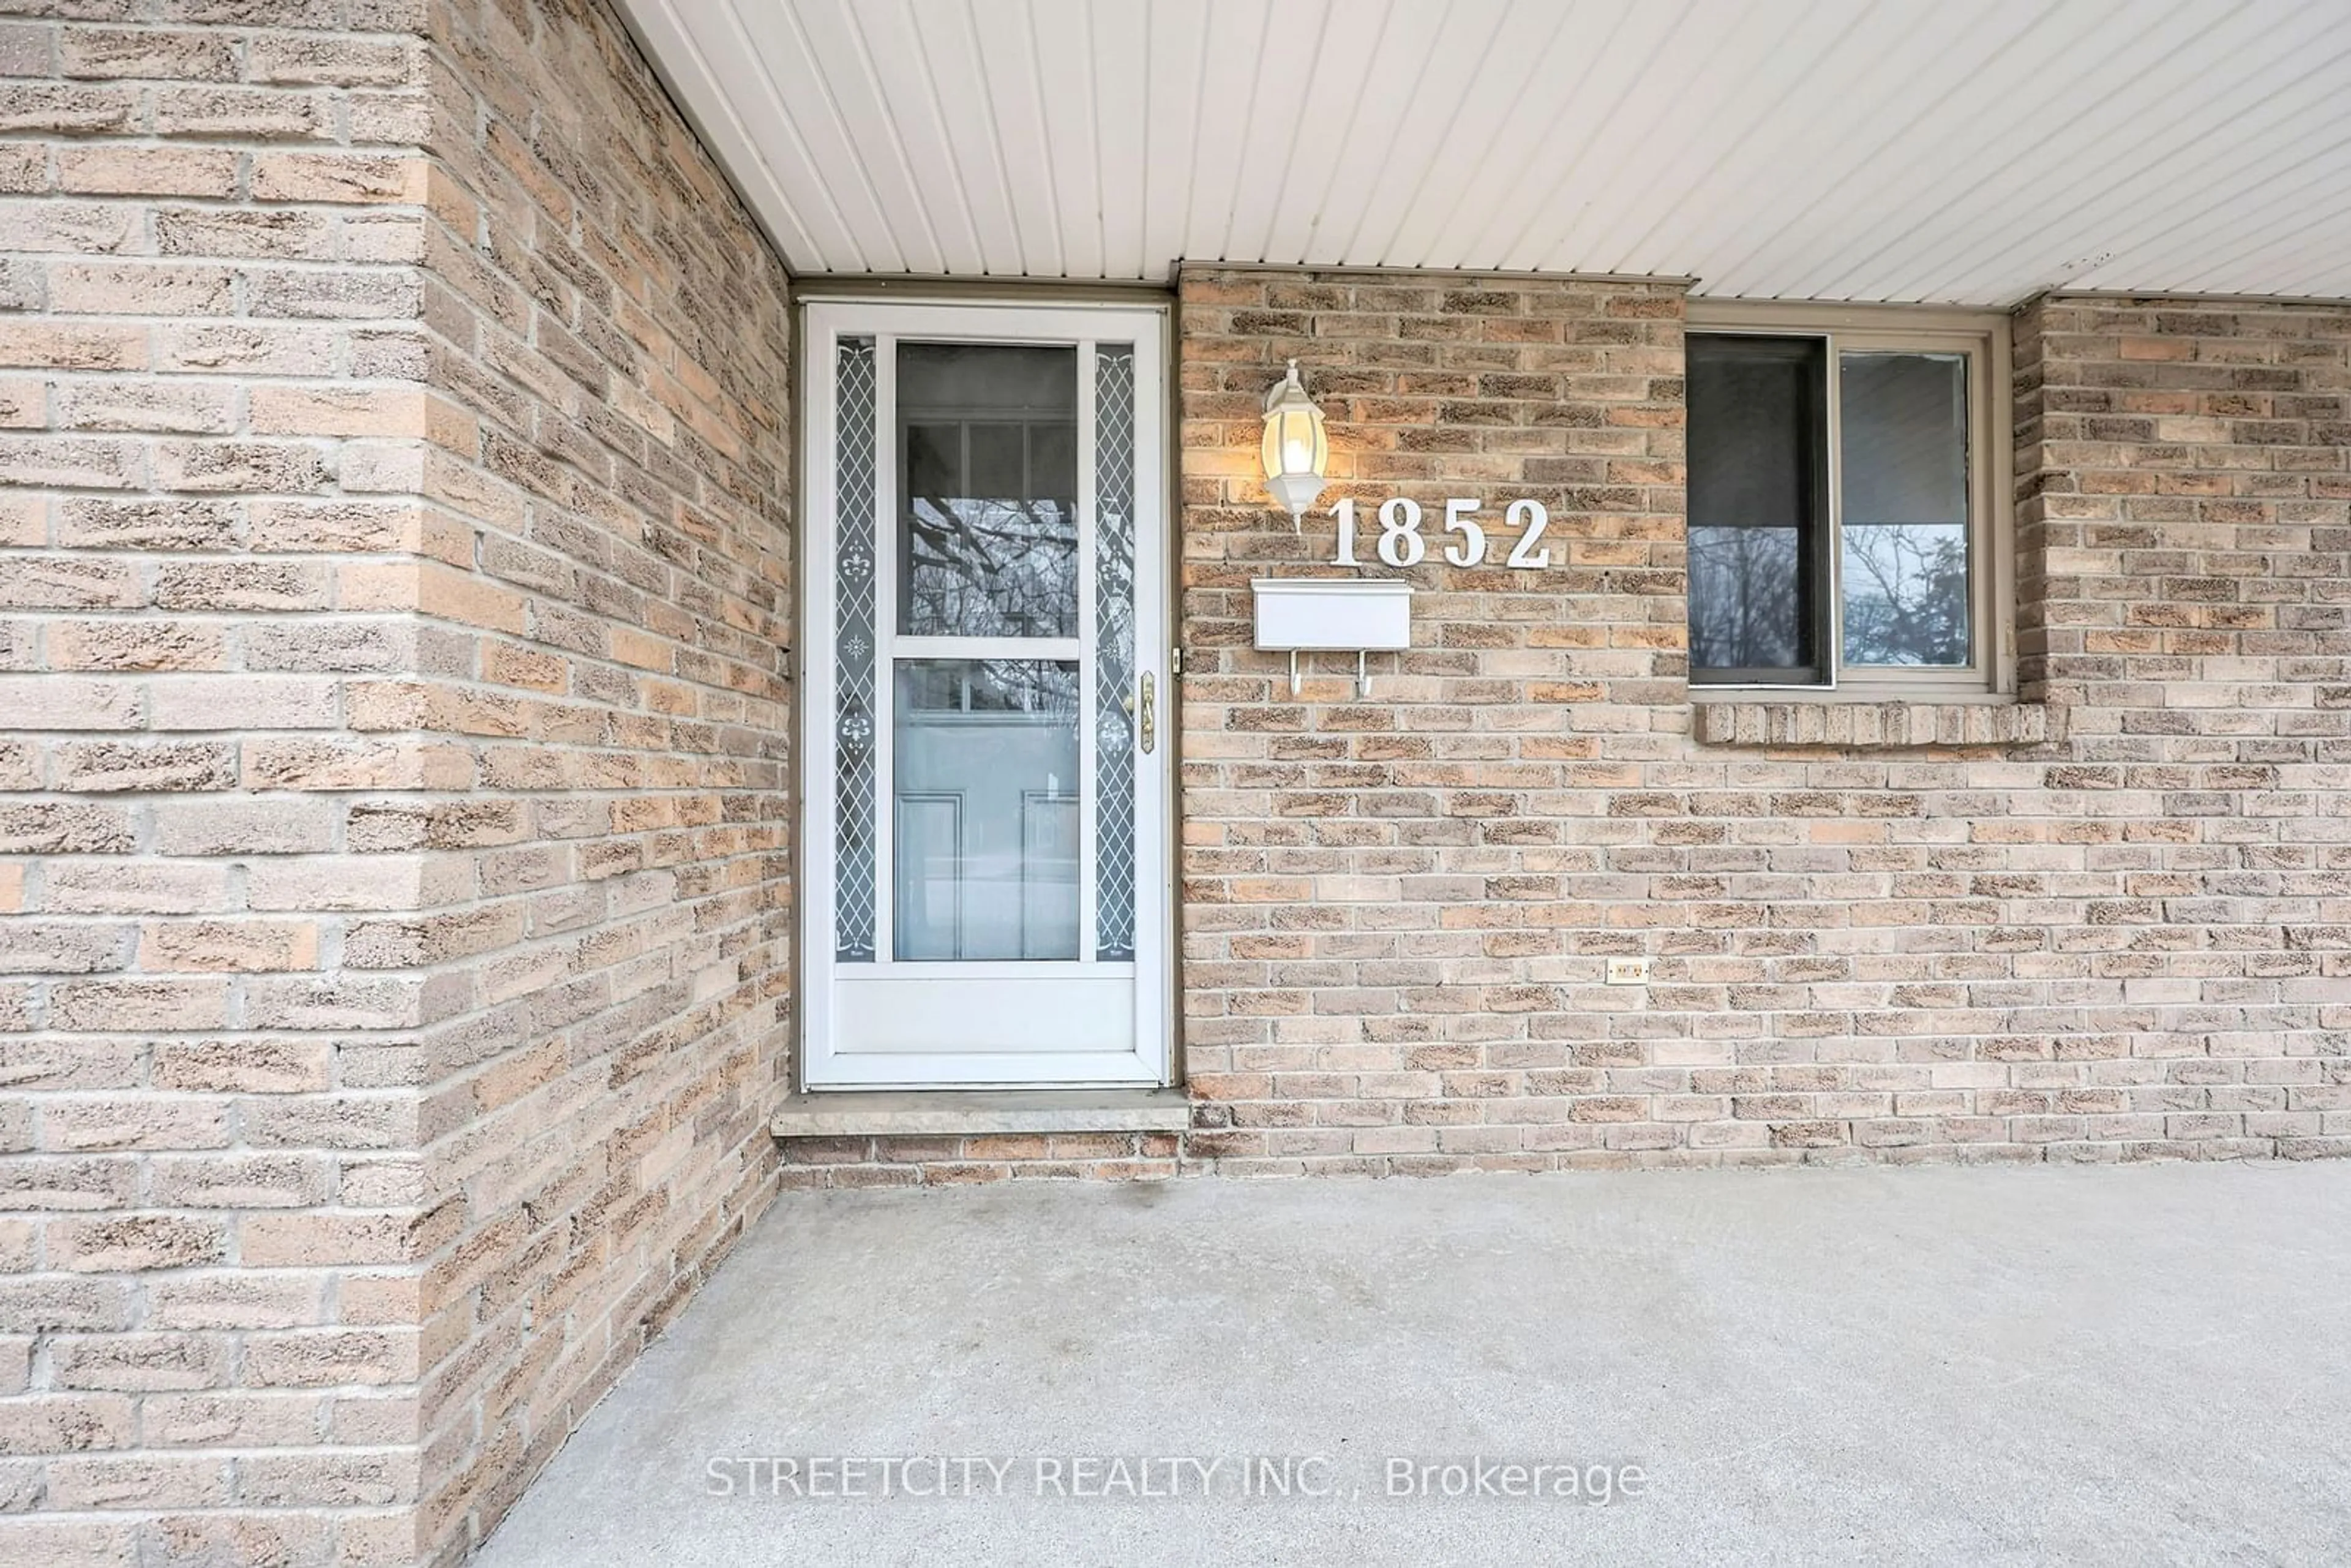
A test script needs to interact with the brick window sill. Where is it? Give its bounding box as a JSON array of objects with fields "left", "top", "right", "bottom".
[{"left": 1692, "top": 697, "right": 2060, "bottom": 749}]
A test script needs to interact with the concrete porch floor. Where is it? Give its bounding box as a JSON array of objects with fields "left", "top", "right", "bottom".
[{"left": 476, "top": 1163, "right": 2351, "bottom": 1566}]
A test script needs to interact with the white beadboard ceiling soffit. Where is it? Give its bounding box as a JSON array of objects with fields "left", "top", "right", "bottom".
[{"left": 617, "top": 0, "right": 2351, "bottom": 304}]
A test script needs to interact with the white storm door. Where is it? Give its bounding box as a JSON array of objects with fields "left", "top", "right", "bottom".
[{"left": 801, "top": 302, "right": 1169, "bottom": 1089}]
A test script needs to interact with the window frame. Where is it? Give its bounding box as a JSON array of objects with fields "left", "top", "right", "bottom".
[{"left": 1684, "top": 299, "right": 2015, "bottom": 699}]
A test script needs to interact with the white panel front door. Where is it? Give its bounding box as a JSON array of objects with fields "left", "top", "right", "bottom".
[{"left": 800, "top": 301, "right": 1169, "bottom": 1087}]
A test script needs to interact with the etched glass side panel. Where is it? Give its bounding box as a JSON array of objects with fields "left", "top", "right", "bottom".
[
  {"left": 834, "top": 337, "right": 879, "bottom": 962},
  {"left": 1093, "top": 345, "right": 1137, "bottom": 962}
]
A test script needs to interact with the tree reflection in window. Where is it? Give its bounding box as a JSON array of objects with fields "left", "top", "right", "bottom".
[
  {"left": 1839, "top": 352, "right": 1969, "bottom": 667},
  {"left": 1841, "top": 523, "right": 1968, "bottom": 666},
  {"left": 898, "top": 343, "right": 1078, "bottom": 640},
  {"left": 895, "top": 657, "right": 1079, "bottom": 722},
  {"left": 1689, "top": 525, "right": 1807, "bottom": 671}
]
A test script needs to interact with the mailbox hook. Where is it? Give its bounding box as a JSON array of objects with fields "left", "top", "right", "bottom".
[{"left": 1286, "top": 650, "right": 1373, "bottom": 699}]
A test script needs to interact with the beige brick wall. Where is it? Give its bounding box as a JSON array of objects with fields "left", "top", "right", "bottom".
[
  {"left": 1188, "top": 269, "right": 1695, "bottom": 1172},
  {"left": 402, "top": 1, "right": 790, "bottom": 1559},
  {"left": 1166, "top": 272, "right": 2348, "bottom": 1176},
  {"left": 0, "top": 1, "right": 790, "bottom": 1563},
  {"left": 1, "top": 8, "right": 444, "bottom": 1564}
]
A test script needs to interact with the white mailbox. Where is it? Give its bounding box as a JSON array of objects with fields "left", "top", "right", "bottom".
[{"left": 1250, "top": 578, "right": 1412, "bottom": 696}]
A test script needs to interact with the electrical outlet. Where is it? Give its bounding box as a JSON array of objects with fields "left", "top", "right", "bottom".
[{"left": 1605, "top": 957, "right": 1652, "bottom": 986}]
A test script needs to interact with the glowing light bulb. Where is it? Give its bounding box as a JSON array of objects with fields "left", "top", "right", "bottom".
[{"left": 1259, "top": 359, "right": 1328, "bottom": 530}]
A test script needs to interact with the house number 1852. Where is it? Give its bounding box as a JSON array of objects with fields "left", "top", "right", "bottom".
[{"left": 1330, "top": 497, "right": 1552, "bottom": 570}]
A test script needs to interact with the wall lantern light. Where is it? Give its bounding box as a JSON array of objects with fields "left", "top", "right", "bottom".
[{"left": 1259, "top": 358, "right": 1329, "bottom": 529}]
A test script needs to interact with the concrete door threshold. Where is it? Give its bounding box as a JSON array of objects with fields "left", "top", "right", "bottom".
[{"left": 771, "top": 1086, "right": 1192, "bottom": 1138}]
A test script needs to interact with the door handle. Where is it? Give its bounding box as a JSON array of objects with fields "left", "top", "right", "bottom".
[{"left": 1138, "top": 671, "right": 1155, "bottom": 756}]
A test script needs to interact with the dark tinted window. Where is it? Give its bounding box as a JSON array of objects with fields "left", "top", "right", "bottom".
[{"left": 1686, "top": 335, "right": 1828, "bottom": 683}]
